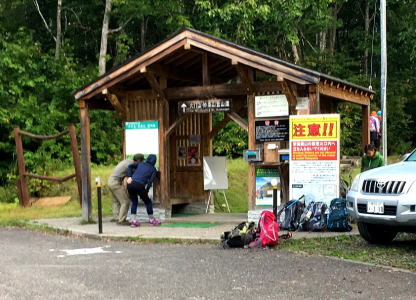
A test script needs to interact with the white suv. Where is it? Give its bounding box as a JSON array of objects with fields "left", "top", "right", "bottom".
[{"left": 347, "top": 149, "right": 416, "bottom": 243}]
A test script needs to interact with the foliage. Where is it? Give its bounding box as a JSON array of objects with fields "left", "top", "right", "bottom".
[
  {"left": 212, "top": 113, "right": 247, "bottom": 158},
  {"left": 1, "top": 0, "right": 415, "bottom": 188}
]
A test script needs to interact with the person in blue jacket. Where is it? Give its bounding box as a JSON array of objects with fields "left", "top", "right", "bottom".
[{"left": 126, "top": 154, "right": 161, "bottom": 226}]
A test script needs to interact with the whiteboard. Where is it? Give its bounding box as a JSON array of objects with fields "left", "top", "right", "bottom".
[{"left": 203, "top": 157, "right": 228, "bottom": 190}]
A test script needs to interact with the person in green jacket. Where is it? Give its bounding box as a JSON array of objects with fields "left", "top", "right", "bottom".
[{"left": 361, "top": 144, "right": 385, "bottom": 172}]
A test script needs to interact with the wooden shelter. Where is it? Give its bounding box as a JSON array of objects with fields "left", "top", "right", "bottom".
[{"left": 73, "top": 28, "right": 374, "bottom": 219}]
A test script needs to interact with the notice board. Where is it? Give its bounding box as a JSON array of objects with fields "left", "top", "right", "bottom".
[
  {"left": 255, "top": 119, "right": 289, "bottom": 143},
  {"left": 289, "top": 114, "right": 340, "bottom": 205},
  {"left": 203, "top": 156, "right": 228, "bottom": 190}
]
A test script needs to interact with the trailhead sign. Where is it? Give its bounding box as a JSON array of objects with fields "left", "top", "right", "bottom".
[{"left": 289, "top": 114, "right": 340, "bottom": 205}]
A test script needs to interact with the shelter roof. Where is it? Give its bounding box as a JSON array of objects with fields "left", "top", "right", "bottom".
[{"left": 73, "top": 27, "right": 375, "bottom": 103}]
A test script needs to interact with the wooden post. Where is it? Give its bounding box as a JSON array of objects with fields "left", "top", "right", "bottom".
[
  {"left": 247, "top": 94, "right": 256, "bottom": 211},
  {"left": 79, "top": 100, "right": 92, "bottom": 221},
  {"left": 68, "top": 124, "right": 82, "bottom": 205},
  {"left": 157, "top": 77, "right": 169, "bottom": 210},
  {"left": 13, "top": 127, "right": 30, "bottom": 207},
  {"left": 308, "top": 84, "right": 320, "bottom": 114},
  {"left": 362, "top": 104, "right": 370, "bottom": 150}
]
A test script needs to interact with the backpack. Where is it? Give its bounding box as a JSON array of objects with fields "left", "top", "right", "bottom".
[
  {"left": 299, "top": 201, "right": 328, "bottom": 231},
  {"left": 220, "top": 221, "right": 256, "bottom": 248},
  {"left": 327, "top": 198, "right": 352, "bottom": 232},
  {"left": 248, "top": 211, "right": 279, "bottom": 248},
  {"left": 277, "top": 199, "right": 304, "bottom": 231}
]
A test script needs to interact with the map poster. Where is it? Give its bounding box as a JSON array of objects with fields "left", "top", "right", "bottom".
[{"left": 289, "top": 114, "right": 340, "bottom": 205}]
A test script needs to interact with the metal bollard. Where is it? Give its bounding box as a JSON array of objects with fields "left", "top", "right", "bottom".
[{"left": 96, "top": 177, "right": 103, "bottom": 234}]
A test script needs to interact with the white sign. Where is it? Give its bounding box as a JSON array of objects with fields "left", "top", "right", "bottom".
[
  {"left": 125, "top": 121, "right": 159, "bottom": 163},
  {"left": 255, "top": 95, "right": 289, "bottom": 117},
  {"left": 296, "top": 97, "right": 309, "bottom": 110},
  {"left": 289, "top": 114, "right": 340, "bottom": 205},
  {"left": 203, "top": 157, "right": 228, "bottom": 190}
]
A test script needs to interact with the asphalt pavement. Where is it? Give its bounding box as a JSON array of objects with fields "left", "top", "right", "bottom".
[{"left": 0, "top": 227, "right": 415, "bottom": 300}]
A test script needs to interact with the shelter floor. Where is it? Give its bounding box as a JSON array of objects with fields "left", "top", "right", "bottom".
[{"left": 32, "top": 214, "right": 358, "bottom": 241}]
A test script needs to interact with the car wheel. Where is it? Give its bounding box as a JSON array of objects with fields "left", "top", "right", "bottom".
[{"left": 357, "top": 222, "right": 398, "bottom": 244}]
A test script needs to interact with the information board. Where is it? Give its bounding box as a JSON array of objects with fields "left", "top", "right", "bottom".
[
  {"left": 255, "top": 95, "right": 289, "bottom": 117},
  {"left": 203, "top": 157, "right": 228, "bottom": 190},
  {"left": 289, "top": 114, "right": 340, "bottom": 205},
  {"left": 255, "top": 119, "right": 289, "bottom": 142}
]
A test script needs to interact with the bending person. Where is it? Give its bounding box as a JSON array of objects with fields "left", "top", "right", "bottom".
[
  {"left": 126, "top": 154, "right": 161, "bottom": 227},
  {"left": 108, "top": 153, "right": 144, "bottom": 225}
]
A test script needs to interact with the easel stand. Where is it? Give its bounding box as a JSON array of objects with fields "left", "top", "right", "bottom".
[{"left": 206, "top": 190, "right": 230, "bottom": 213}]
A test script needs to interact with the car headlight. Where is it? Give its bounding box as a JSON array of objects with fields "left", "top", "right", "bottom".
[{"left": 349, "top": 174, "right": 361, "bottom": 192}]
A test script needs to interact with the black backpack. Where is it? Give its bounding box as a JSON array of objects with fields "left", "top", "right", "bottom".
[
  {"left": 220, "top": 222, "right": 257, "bottom": 248},
  {"left": 277, "top": 199, "right": 304, "bottom": 231},
  {"left": 299, "top": 201, "right": 328, "bottom": 232}
]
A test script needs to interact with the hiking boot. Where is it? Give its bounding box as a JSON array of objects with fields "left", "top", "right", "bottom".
[
  {"left": 117, "top": 220, "right": 130, "bottom": 226},
  {"left": 130, "top": 219, "right": 140, "bottom": 227},
  {"left": 149, "top": 218, "right": 161, "bottom": 226},
  {"left": 110, "top": 218, "right": 117, "bottom": 222}
]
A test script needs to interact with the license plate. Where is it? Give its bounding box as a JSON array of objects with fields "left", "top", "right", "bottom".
[{"left": 367, "top": 202, "right": 384, "bottom": 214}]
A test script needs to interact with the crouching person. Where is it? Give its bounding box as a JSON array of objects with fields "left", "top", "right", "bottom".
[{"left": 126, "top": 154, "right": 161, "bottom": 227}]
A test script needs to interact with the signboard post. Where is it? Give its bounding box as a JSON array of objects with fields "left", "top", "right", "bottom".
[{"left": 289, "top": 114, "right": 340, "bottom": 205}]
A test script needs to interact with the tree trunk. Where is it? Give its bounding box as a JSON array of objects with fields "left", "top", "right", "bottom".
[
  {"left": 291, "top": 43, "right": 300, "bottom": 64},
  {"left": 140, "top": 17, "right": 146, "bottom": 53},
  {"left": 329, "top": 4, "right": 338, "bottom": 56},
  {"left": 319, "top": 31, "right": 327, "bottom": 52},
  {"left": 55, "top": 0, "right": 62, "bottom": 60},
  {"left": 364, "top": 0, "right": 370, "bottom": 76},
  {"left": 99, "top": 0, "right": 112, "bottom": 75}
]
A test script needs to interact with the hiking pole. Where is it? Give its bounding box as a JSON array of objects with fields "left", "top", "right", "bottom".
[
  {"left": 96, "top": 177, "right": 103, "bottom": 234},
  {"left": 271, "top": 178, "right": 278, "bottom": 218}
]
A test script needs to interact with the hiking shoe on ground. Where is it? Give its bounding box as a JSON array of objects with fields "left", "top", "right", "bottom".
[
  {"left": 110, "top": 218, "right": 117, "bottom": 222},
  {"left": 117, "top": 220, "right": 130, "bottom": 226},
  {"left": 149, "top": 218, "right": 161, "bottom": 226},
  {"left": 130, "top": 220, "right": 140, "bottom": 227}
]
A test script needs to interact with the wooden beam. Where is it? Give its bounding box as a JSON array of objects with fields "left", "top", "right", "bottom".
[
  {"left": 149, "top": 64, "right": 200, "bottom": 84},
  {"left": 207, "top": 115, "right": 231, "bottom": 140},
  {"left": 308, "top": 84, "right": 320, "bottom": 114},
  {"left": 235, "top": 63, "right": 254, "bottom": 93},
  {"left": 187, "top": 37, "right": 315, "bottom": 84},
  {"left": 202, "top": 52, "right": 210, "bottom": 86},
  {"left": 226, "top": 112, "right": 248, "bottom": 132},
  {"left": 282, "top": 79, "right": 297, "bottom": 115},
  {"left": 143, "top": 72, "right": 166, "bottom": 98},
  {"left": 13, "top": 127, "right": 30, "bottom": 207},
  {"left": 319, "top": 82, "right": 371, "bottom": 105},
  {"left": 165, "top": 81, "right": 283, "bottom": 99},
  {"left": 165, "top": 113, "right": 190, "bottom": 139},
  {"left": 107, "top": 93, "right": 126, "bottom": 119},
  {"left": 24, "top": 173, "right": 76, "bottom": 182},
  {"left": 75, "top": 38, "right": 187, "bottom": 100}
]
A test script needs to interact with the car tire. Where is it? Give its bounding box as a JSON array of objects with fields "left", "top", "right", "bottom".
[{"left": 357, "top": 222, "right": 398, "bottom": 244}]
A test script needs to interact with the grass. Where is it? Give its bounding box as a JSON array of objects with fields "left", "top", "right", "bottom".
[
  {"left": 214, "top": 158, "right": 248, "bottom": 213},
  {"left": 279, "top": 233, "right": 416, "bottom": 272}
]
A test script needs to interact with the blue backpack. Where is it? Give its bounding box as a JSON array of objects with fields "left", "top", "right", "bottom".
[{"left": 327, "top": 198, "right": 352, "bottom": 232}]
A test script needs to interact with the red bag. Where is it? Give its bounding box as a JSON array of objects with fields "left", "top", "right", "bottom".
[{"left": 249, "top": 211, "right": 279, "bottom": 248}]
